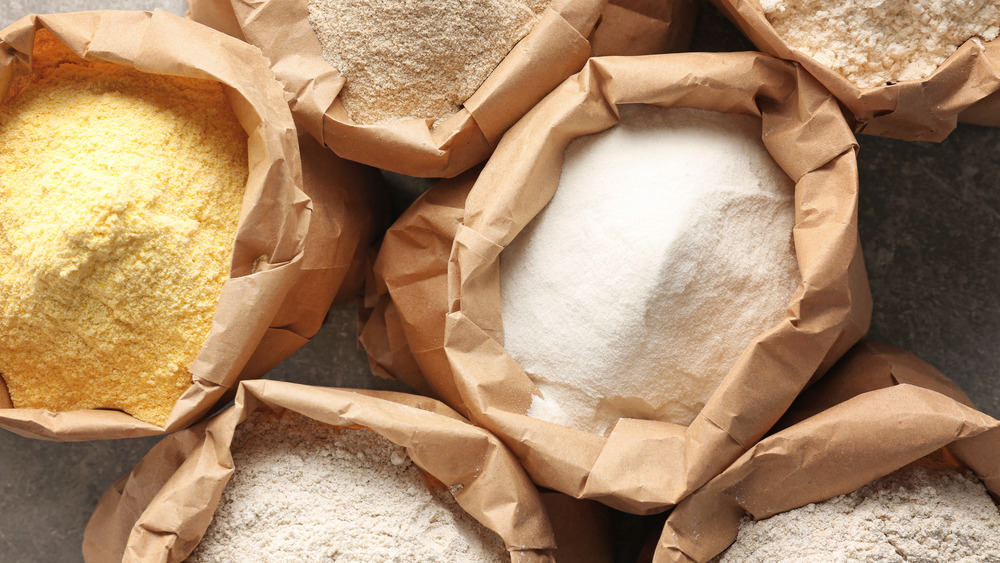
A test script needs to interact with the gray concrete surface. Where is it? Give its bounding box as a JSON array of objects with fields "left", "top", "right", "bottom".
[
  {"left": 2, "top": 1, "right": 999, "bottom": 562},
  {"left": 1, "top": 0, "right": 186, "bottom": 24}
]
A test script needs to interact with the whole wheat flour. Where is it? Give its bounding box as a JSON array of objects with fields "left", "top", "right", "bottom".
[
  {"left": 716, "top": 462, "right": 1000, "bottom": 562},
  {"left": 760, "top": 0, "right": 1000, "bottom": 88},
  {"left": 499, "top": 105, "right": 800, "bottom": 435},
  {"left": 0, "top": 32, "right": 247, "bottom": 426},
  {"left": 306, "top": 0, "right": 549, "bottom": 124},
  {"left": 187, "top": 410, "right": 510, "bottom": 563}
]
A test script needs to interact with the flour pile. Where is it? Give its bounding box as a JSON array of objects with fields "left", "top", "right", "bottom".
[
  {"left": 500, "top": 105, "right": 800, "bottom": 435},
  {"left": 188, "top": 410, "right": 509, "bottom": 562},
  {"left": 307, "top": 0, "right": 549, "bottom": 124},
  {"left": 716, "top": 463, "right": 1000, "bottom": 562},
  {"left": 760, "top": 0, "right": 1000, "bottom": 88}
]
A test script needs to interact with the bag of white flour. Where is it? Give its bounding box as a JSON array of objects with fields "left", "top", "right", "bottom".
[
  {"left": 439, "top": 52, "right": 871, "bottom": 513},
  {"left": 82, "top": 380, "right": 558, "bottom": 562}
]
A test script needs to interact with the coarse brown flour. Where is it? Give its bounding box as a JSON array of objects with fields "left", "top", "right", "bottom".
[
  {"left": 760, "top": 0, "right": 1000, "bottom": 88},
  {"left": 306, "top": 0, "right": 548, "bottom": 124},
  {"left": 499, "top": 105, "right": 800, "bottom": 435},
  {"left": 716, "top": 462, "right": 1000, "bottom": 562},
  {"left": 187, "top": 410, "right": 509, "bottom": 562}
]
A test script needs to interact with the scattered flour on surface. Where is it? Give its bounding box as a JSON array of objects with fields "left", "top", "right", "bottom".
[
  {"left": 716, "top": 462, "right": 1000, "bottom": 562},
  {"left": 188, "top": 410, "right": 509, "bottom": 563},
  {"left": 760, "top": 0, "right": 1000, "bottom": 88},
  {"left": 307, "top": 0, "right": 548, "bottom": 124},
  {"left": 500, "top": 105, "right": 800, "bottom": 435}
]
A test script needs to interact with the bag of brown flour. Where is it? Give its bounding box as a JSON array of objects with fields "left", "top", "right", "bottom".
[
  {"left": 0, "top": 11, "right": 383, "bottom": 440},
  {"left": 81, "top": 379, "right": 559, "bottom": 562},
  {"left": 187, "top": 0, "right": 606, "bottom": 178},
  {"left": 656, "top": 340, "right": 1000, "bottom": 563},
  {"left": 711, "top": 0, "right": 1000, "bottom": 141},
  {"left": 363, "top": 53, "right": 870, "bottom": 513}
]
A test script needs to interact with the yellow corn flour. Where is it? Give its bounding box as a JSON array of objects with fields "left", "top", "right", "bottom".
[{"left": 0, "top": 32, "right": 248, "bottom": 426}]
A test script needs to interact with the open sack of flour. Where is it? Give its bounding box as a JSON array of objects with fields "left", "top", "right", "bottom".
[
  {"left": 656, "top": 340, "right": 1000, "bottom": 563},
  {"left": 588, "top": 0, "right": 698, "bottom": 56},
  {"left": 711, "top": 0, "right": 1000, "bottom": 141},
  {"left": 442, "top": 53, "right": 871, "bottom": 513},
  {"left": 187, "top": 0, "right": 605, "bottom": 178},
  {"left": 82, "top": 380, "right": 558, "bottom": 562},
  {"left": 0, "top": 11, "right": 383, "bottom": 440}
]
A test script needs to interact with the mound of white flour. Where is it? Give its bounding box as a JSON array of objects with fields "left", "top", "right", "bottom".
[
  {"left": 500, "top": 105, "right": 800, "bottom": 435},
  {"left": 761, "top": 0, "right": 1000, "bottom": 88},
  {"left": 187, "top": 410, "right": 509, "bottom": 562},
  {"left": 716, "top": 463, "right": 1000, "bottom": 562}
]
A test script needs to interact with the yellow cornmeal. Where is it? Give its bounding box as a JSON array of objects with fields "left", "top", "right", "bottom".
[{"left": 0, "top": 32, "right": 248, "bottom": 426}]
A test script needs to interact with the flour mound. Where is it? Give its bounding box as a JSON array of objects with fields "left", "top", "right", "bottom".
[
  {"left": 188, "top": 410, "right": 509, "bottom": 563},
  {"left": 762, "top": 0, "right": 1000, "bottom": 88},
  {"left": 307, "top": 0, "right": 547, "bottom": 124},
  {"left": 500, "top": 105, "right": 800, "bottom": 435},
  {"left": 717, "top": 463, "right": 1000, "bottom": 562}
]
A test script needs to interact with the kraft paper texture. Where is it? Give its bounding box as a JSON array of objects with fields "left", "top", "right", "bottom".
[
  {"left": 656, "top": 340, "right": 1000, "bottom": 562},
  {"left": 360, "top": 169, "right": 481, "bottom": 414},
  {"left": 589, "top": 0, "right": 698, "bottom": 57},
  {"left": 0, "top": 11, "right": 382, "bottom": 440}
]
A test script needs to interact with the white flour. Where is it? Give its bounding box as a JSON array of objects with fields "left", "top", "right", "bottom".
[
  {"left": 760, "top": 0, "right": 1000, "bottom": 88},
  {"left": 716, "top": 463, "right": 1000, "bottom": 562},
  {"left": 500, "top": 105, "right": 800, "bottom": 435},
  {"left": 187, "top": 410, "right": 509, "bottom": 563}
]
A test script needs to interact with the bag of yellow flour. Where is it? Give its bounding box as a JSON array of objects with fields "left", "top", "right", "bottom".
[{"left": 0, "top": 11, "right": 381, "bottom": 439}]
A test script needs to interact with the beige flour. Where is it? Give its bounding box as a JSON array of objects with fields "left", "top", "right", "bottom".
[
  {"left": 500, "top": 106, "right": 800, "bottom": 435},
  {"left": 760, "top": 0, "right": 1000, "bottom": 88},
  {"left": 306, "top": 0, "right": 548, "bottom": 124},
  {"left": 716, "top": 463, "right": 1000, "bottom": 562},
  {"left": 188, "top": 410, "right": 510, "bottom": 563}
]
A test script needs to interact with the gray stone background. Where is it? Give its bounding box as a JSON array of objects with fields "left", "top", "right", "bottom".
[{"left": 1, "top": 1, "right": 997, "bottom": 562}]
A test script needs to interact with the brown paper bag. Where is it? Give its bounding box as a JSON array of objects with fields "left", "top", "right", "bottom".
[
  {"left": 655, "top": 340, "right": 1000, "bottom": 563},
  {"left": 188, "top": 0, "right": 606, "bottom": 178},
  {"left": 538, "top": 492, "right": 615, "bottom": 563},
  {"left": 443, "top": 53, "right": 871, "bottom": 514},
  {"left": 0, "top": 11, "right": 382, "bottom": 440},
  {"left": 359, "top": 169, "right": 480, "bottom": 413},
  {"left": 82, "top": 379, "right": 557, "bottom": 562},
  {"left": 237, "top": 126, "right": 387, "bottom": 384},
  {"left": 589, "top": 0, "right": 698, "bottom": 57},
  {"left": 710, "top": 0, "right": 1000, "bottom": 142}
]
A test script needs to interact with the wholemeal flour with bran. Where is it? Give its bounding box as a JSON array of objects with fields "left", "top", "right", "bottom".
[
  {"left": 307, "top": 0, "right": 549, "bottom": 124},
  {"left": 760, "top": 0, "right": 1000, "bottom": 88},
  {"left": 187, "top": 410, "right": 509, "bottom": 562},
  {"left": 715, "top": 462, "right": 1000, "bottom": 562},
  {"left": 500, "top": 105, "right": 800, "bottom": 435}
]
